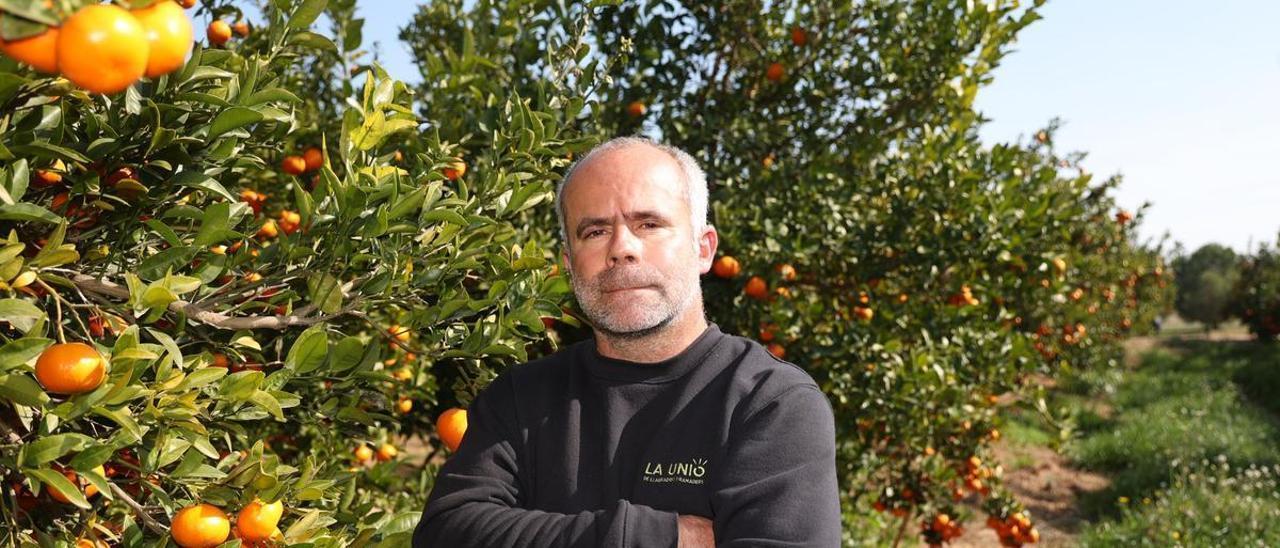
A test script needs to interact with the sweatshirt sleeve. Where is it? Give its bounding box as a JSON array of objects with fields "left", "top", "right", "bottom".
[
  {"left": 710, "top": 384, "right": 843, "bottom": 547},
  {"left": 411, "top": 373, "right": 680, "bottom": 548}
]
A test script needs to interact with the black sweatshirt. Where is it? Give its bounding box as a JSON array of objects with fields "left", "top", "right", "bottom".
[{"left": 411, "top": 323, "right": 842, "bottom": 547}]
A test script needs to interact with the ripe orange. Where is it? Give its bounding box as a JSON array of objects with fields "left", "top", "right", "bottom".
[
  {"left": 375, "top": 443, "right": 398, "bottom": 461},
  {"left": 766, "top": 342, "right": 786, "bottom": 359},
  {"left": 744, "top": 276, "right": 768, "bottom": 300},
  {"left": 442, "top": 160, "right": 466, "bottom": 181},
  {"left": 758, "top": 323, "right": 776, "bottom": 342},
  {"left": 790, "top": 26, "right": 808, "bottom": 47},
  {"left": 397, "top": 396, "right": 413, "bottom": 414},
  {"left": 58, "top": 5, "right": 151, "bottom": 94},
  {"left": 0, "top": 21, "right": 60, "bottom": 74},
  {"left": 35, "top": 342, "right": 107, "bottom": 395},
  {"left": 277, "top": 210, "right": 301, "bottom": 234},
  {"left": 231, "top": 21, "right": 250, "bottom": 38},
  {"left": 353, "top": 444, "right": 374, "bottom": 463},
  {"left": 235, "top": 499, "right": 284, "bottom": 542},
  {"left": 388, "top": 324, "right": 412, "bottom": 343},
  {"left": 776, "top": 263, "right": 797, "bottom": 281},
  {"left": 626, "top": 100, "right": 646, "bottom": 118},
  {"left": 853, "top": 306, "right": 874, "bottom": 322},
  {"left": 281, "top": 155, "right": 306, "bottom": 175},
  {"left": 711, "top": 256, "right": 741, "bottom": 278},
  {"left": 256, "top": 219, "right": 278, "bottom": 240},
  {"left": 48, "top": 465, "right": 105, "bottom": 503},
  {"left": 302, "top": 147, "right": 323, "bottom": 172},
  {"left": 765, "top": 62, "right": 785, "bottom": 82},
  {"left": 393, "top": 150, "right": 404, "bottom": 163},
  {"left": 74, "top": 539, "right": 107, "bottom": 548},
  {"left": 177, "top": 0, "right": 198, "bottom": 8},
  {"left": 171, "top": 503, "right": 230, "bottom": 548},
  {"left": 206, "top": 20, "right": 231, "bottom": 46},
  {"left": 133, "top": 0, "right": 192, "bottom": 78},
  {"left": 436, "top": 407, "right": 468, "bottom": 452},
  {"left": 33, "top": 159, "right": 66, "bottom": 186}
]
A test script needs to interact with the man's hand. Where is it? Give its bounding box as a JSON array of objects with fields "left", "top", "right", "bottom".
[{"left": 677, "top": 515, "right": 714, "bottom": 548}]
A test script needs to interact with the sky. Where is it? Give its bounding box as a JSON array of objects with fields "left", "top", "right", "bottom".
[{"left": 351, "top": 1, "right": 1280, "bottom": 256}]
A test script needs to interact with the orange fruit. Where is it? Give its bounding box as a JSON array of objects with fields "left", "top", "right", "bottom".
[
  {"left": 626, "top": 100, "right": 646, "bottom": 118},
  {"left": 280, "top": 155, "right": 306, "bottom": 175},
  {"left": 711, "top": 256, "right": 741, "bottom": 279},
  {"left": 436, "top": 407, "right": 468, "bottom": 452},
  {"left": 171, "top": 503, "right": 230, "bottom": 548},
  {"left": 353, "top": 444, "right": 374, "bottom": 463},
  {"left": 256, "top": 219, "right": 278, "bottom": 240},
  {"left": 232, "top": 21, "right": 249, "bottom": 37},
  {"left": 206, "top": 20, "right": 231, "bottom": 46},
  {"left": 211, "top": 353, "right": 229, "bottom": 368},
  {"left": 393, "top": 150, "right": 404, "bottom": 163},
  {"left": 0, "top": 21, "right": 60, "bottom": 74},
  {"left": 375, "top": 443, "right": 397, "bottom": 461},
  {"left": 302, "top": 147, "right": 323, "bottom": 172},
  {"left": 33, "top": 159, "right": 66, "bottom": 186},
  {"left": 776, "top": 263, "right": 797, "bottom": 281},
  {"left": 277, "top": 210, "right": 300, "bottom": 234},
  {"left": 57, "top": 4, "right": 150, "bottom": 94},
  {"left": 744, "top": 276, "right": 768, "bottom": 300},
  {"left": 74, "top": 539, "right": 107, "bottom": 548},
  {"left": 48, "top": 465, "right": 105, "bottom": 503},
  {"left": 766, "top": 342, "right": 785, "bottom": 359},
  {"left": 235, "top": 499, "right": 284, "bottom": 542},
  {"left": 396, "top": 396, "right": 413, "bottom": 414},
  {"left": 790, "top": 26, "right": 808, "bottom": 47},
  {"left": 177, "top": 0, "right": 198, "bottom": 8},
  {"left": 388, "top": 324, "right": 411, "bottom": 343},
  {"left": 765, "top": 62, "right": 785, "bottom": 82},
  {"left": 442, "top": 160, "right": 466, "bottom": 181},
  {"left": 35, "top": 342, "right": 107, "bottom": 395},
  {"left": 758, "top": 323, "right": 776, "bottom": 342},
  {"left": 853, "top": 306, "right": 874, "bottom": 322},
  {"left": 133, "top": 0, "right": 193, "bottom": 78}
]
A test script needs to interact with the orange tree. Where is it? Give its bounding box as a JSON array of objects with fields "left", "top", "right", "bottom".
[
  {"left": 399, "top": 1, "right": 1174, "bottom": 546},
  {"left": 0, "top": 0, "right": 577, "bottom": 545},
  {"left": 1231, "top": 237, "right": 1280, "bottom": 341}
]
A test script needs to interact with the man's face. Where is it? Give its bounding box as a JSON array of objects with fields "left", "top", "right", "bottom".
[{"left": 560, "top": 145, "right": 716, "bottom": 339}]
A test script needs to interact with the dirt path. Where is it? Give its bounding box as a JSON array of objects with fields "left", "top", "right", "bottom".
[{"left": 946, "top": 441, "right": 1109, "bottom": 547}]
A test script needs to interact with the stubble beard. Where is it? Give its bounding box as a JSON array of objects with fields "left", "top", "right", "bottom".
[{"left": 572, "top": 262, "right": 702, "bottom": 341}]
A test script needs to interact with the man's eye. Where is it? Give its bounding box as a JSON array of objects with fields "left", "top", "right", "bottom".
[{"left": 584, "top": 230, "right": 604, "bottom": 238}]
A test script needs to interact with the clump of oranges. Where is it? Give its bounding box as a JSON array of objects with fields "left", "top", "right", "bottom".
[{"left": 0, "top": 1, "right": 195, "bottom": 94}]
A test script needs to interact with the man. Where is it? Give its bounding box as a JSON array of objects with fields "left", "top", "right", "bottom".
[{"left": 412, "top": 137, "right": 842, "bottom": 547}]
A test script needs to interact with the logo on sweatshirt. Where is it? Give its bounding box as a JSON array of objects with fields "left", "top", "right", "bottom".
[{"left": 642, "top": 458, "right": 708, "bottom": 485}]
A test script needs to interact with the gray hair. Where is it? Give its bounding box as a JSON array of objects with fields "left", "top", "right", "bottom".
[{"left": 556, "top": 136, "right": 709, "bottom": 256}]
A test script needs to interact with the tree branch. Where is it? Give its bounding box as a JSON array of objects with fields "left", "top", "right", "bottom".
[
  {"left": 108, "top": 483, "right": 167, "bottom": 536},
  {"left": 70, "top": 274, "right": 360, "bottom": 330}
]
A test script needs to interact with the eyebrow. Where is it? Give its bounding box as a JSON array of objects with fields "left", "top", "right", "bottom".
[{"left": 574, "top": 210, "right": 671, "bottom": 236}]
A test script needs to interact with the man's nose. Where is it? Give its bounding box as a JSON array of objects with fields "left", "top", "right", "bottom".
[{"left": 607, "top": 225, "right": 641, "bottom": 266}]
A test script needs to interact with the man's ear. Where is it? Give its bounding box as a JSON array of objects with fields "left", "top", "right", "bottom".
[
  {"left": 697, "top": 225, "right": 718, "bottom": 274},
  {"left": 560, "top": 249, "right": 571, "bottom": 275}
]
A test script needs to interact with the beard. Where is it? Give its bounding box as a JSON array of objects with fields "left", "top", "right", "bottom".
[{"left": 571, "top": 260, "right": 702, "bottom": 340}]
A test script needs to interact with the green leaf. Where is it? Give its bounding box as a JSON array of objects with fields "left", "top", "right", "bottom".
[
  {"left": 92, "top": 406, "right": 143, "bottom": 442},
  {"left": 289, "top": 31, "right": 337, "bottom": 53},
  {"left": 286, "top": 325, "right": 328, "bottom": 374},
  {"left": 207, "top": 107, "right": 264, "bottom": 141},
  {"left": 329, "top": 336, "right": 366, "bottom": 372},
  {"left": 0, "top": 203, "right": 58, "bottom": 223},
  {"left": 193, "top": 202, "right": 233, "bottom": 247},
  {"left": 27, "top": 467, "right": 90, "bottom": 509},
  {"left": 175, "top": 367, "right": 227, "bottom": 391},
  {"left": 289, "top": 0, "right": 328, "bottom": 29},
  {"left": 249, "top": 390, "right": 285, "bottom": 421},
  {"left": 243, "top": 87, "right": 302, "bottom": 106},
  {"left": 170, "top": 171, "right": 236, "bottom": 202},
  {"left": 0, "top": 299, "right": 44, "bottom": 332},
  {"left": 306, "top": 273, "right": 343, "bottom": 314},
  {"left": 0, "top": 337, "right": 51, "bottom": 372},
  {"left": 21, "top": 433, "right": 95, "bottom": 467}
]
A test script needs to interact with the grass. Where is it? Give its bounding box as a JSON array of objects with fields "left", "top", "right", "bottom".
[{"left": 1064, "top": 339, "right": 1280, "bottom": 546}]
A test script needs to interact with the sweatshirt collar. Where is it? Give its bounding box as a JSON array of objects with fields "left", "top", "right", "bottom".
[{"left": 583, "top": 323, "right": 724, "bottom": 383}]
